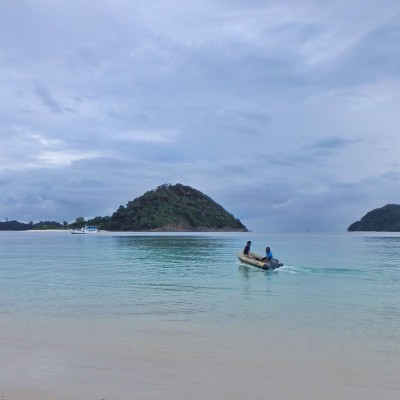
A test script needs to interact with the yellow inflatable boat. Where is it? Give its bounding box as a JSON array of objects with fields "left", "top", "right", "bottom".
[{"left": 238, "top": 251, "right": 283, "bottom": 270}]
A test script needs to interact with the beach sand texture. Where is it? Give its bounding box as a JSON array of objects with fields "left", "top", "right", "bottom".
[{"left": 1, "top": 313, "right": 399, "bottom": 400}]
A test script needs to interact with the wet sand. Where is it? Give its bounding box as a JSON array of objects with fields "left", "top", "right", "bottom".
[{"left": 1, "top": 314, "right": 399, "bottom": 400}]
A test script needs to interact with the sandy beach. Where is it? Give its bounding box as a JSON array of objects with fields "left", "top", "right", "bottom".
[{"left": 1, "top": 313, "right": 399, "bottom": 400}]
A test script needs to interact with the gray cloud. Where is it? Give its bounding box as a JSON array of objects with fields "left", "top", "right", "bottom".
[
  {"left": 34, "top": 86, "right": 63, "bottom": 113},
  {"left": 0, "top": 0, "right": 399, "bottom": 231}
]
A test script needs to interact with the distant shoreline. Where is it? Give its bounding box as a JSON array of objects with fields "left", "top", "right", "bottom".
[{"left": 2, "top": 227, "right": 247, "bottom": 233}]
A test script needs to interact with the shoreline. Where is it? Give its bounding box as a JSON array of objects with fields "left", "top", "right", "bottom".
[{"left": 1, "top": 231, "right": 399, "bottom": 400}]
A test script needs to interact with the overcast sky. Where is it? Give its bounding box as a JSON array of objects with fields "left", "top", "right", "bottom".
[{"left": 1, "top": 0, "right": 399, "bottom": 232}]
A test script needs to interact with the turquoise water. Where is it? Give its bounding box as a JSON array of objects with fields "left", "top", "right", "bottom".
[
  {"left": 1, "top": 230, "right": 399, "bottom": 399},
  {"left": 1, "top": 231, "right": 399, "bottom": 333}
]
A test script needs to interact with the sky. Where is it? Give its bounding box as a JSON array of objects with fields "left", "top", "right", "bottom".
[{"left": 1, "top": 0, "right": 400, "bottom": 232}]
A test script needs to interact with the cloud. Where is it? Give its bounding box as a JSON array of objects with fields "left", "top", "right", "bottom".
[
  {"left": 34, "top": 86, "right": 63, "bottom": 113},
  {"left": 115, "top": 129, "right": 179, "bottom": 143},
  {"left": 0, "top": 0, "right": 399, "bottom": 231}
]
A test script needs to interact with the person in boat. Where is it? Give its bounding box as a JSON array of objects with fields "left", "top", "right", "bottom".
[
  {"left": 261, "top": 246, "right": 273, "bottom": 262},
  {"left": 243, "top": 241, "right": 252, "bottom": 256}
]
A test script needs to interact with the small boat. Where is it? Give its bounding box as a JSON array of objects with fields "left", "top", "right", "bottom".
[
  {"left": 70, "top": 226, "right": 99, "bottom": 234},
  {"left": 238, "top": 251, "right": 283, "bottom": 270}
]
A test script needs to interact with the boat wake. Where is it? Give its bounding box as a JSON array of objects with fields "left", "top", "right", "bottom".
[{"left": 277, "top": 264, "right": 302, "bottom": 274}]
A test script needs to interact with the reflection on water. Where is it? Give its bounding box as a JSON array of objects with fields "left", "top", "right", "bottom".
[
  {"left": 363, "top": 236, "right": 400, "bottom": 268},
  {"left": 112, "top": 235, "right": 229, "bottom": 266}
]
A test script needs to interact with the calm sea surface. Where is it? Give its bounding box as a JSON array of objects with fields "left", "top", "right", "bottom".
[{"left": 1, "top": 230, "right": 399, "bottom": 399}]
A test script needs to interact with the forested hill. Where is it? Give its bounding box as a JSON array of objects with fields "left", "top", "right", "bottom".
[
  {"left": 91, "top": 183, "right": 248, "bottom": 232},
  {"left": 0, "top": 220, "right": 63, "bottom": 231},
  {"left": 347, "top": 204, "right": 400, "bottom": 232}
]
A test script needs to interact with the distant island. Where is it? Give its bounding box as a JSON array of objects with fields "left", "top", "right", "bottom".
[
  {"left": 0, "top": 183, "right": 248, "bottom": 232},
  {"left": 0, "top": 220, "right": 64, "bottom": 231},
  {"left": 348, "top": 204, "right": 400, "bottom": 232}
]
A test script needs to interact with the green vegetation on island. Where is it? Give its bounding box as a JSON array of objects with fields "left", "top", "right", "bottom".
[
  {"left": 87, "top": 183, "right": 248, "bottom": 232},
  {"left": 1, "top": 184, "right": 248, "bottom": 232},
  {"left": 348, "top": 204, "right": 400, "bottom": 232},
  {"left": 0, "top": 220, "right": 63, "bottom": 231}
]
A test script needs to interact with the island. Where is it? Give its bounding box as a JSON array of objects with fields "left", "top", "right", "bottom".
[
  {"left": 0, "top": 183, "right": 248, "bottom": 232},
  {"left": 347, "top": 204, "right": 400, "bottom": 232},
  {"left": 0, "top": 220, "right": 63, "bottom": 231},
  {"left": 89, "top": 183, "right": 248, "bottom": 232}
]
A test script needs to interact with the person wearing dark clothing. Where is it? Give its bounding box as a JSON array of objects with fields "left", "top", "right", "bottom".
[{"left": 243, "top": 241, "right": 252, "bottom": 255}]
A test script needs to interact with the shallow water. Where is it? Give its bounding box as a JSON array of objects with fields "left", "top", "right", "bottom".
[{"left": 1, "top": 231, "right": 399, "bottom": 399}]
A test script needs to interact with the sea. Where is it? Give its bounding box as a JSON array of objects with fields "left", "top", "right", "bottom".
[{"left": 0, "top": 230, "right": 399, "bottom": 400}]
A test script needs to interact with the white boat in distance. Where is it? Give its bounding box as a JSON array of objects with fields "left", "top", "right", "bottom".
[{"left": 70, "top": 226, "right": 99, "bottom": 234}]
